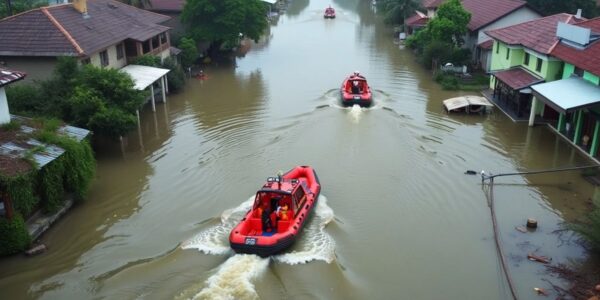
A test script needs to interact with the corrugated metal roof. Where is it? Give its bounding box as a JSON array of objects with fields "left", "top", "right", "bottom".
[
  {"left": 1, "top": 115, "right": 91, "bottom": 174},
  {"left": 0, "top": 68, "right": 27, "bottom": 87},
  {"left": 531, "top": 76, "right": 600, "bottom": 114},
  {"left": 120, "top": 64, "right": 170, "bottom": 90},
  {"left": 58, "top": 125, "right": 91, "bottom": 141}
]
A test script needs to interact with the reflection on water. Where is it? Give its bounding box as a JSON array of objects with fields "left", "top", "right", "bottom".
[{"left": 0, "top": 0, "right": 596, "bottom": 299}]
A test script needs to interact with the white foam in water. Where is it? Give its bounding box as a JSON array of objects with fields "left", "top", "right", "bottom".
[
  {"left": 348, "top": 104, "right": 363, "bottom": 123},
  {"left": 273, "top": 195, "right": 336, "bottom": 264},
  {"left": 180, "top": 195, "right": 336, "bottom": 299},
  {"left": 192, "top": 254, "right": 269, "bottom": 300},
  {"left": 181, "top": 197, "right": 254, "bottom": 255}
]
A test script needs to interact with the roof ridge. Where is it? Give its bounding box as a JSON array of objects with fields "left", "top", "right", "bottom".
[
  {"left": 110, "top": 0, "right": 171, "bottom": 21},
  {"left": 41, "top": 7, "right": 84, "bottom": 55}
]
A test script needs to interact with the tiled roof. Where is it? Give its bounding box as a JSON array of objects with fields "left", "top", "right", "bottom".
[
  {"left": 462, "top": 0, "right": 528, "bottom": 31},
  {"left": 0, "top": 0, "right": 171, "bottom": 57},
  {"left": 493, "top": 67, "right": 544, "bottom": 90},
  {"left": 486, "top": 13, "right": 581, "bottom": 54},
  {"left": 551, "top": 17, "right": 600, "bottom": 77},
  {"left": 406, "top": 11, "right": 429, "bottom": 26},
  {"left": 149, "top": 0, "right": 184, "bottom": 12},
  {"left": 478, "top": 39, "right": 494, "bottom": 49},
  {"left": 0, "top": 68, "right": 26, "bottom": 87},
  {"left": 422, "top": 0, "right": 445, "bottom": 8}
]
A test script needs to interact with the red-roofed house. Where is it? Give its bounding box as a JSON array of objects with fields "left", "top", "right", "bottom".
[
  {"left": 486, "top": 14, "right": 600, "bottom": 160},
  {"left": 484, "top": 13, "right": 582, "bottom": 122},
  {"left": 0, "top": 0, "right": 173, "bottom": 83},
  {"left": 405, "top": 0, "right": 540, "bottom": 72}
]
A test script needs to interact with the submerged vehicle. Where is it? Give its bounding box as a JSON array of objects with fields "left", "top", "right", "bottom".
[
  {"left": 324, "top": 6, "right": 336, "bottom": 18},
  {"left": 340, "top": 72, "right": 373, "bottom": 107},
  {"left": 229, "top": 166, "right": 321, "bottom": 257}
]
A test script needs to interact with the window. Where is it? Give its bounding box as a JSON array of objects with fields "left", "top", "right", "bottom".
[
  {"left": 152, "top": 36, "right": 160, "bottom": 49},
  {"left": 536, "top": 58, "right": 542, "bottom": 72},
  {"left": 143, "top": 40, "right": 151, "bottom": 54},
  {"left": 505, "top": 48, "right": 510, "bottom": 60},
  {"left": 293, "top": 185, "right": 306, "bottom": 211},
  {"left": 159, "top": 32, "right": 167, "bottom": 45},
  {"left": 574, "top": 67, "right": 584, "bottom": 77},
  {"left": 81, "top": 57, "right": 91, "bottom": 65},
  {"left": 116, "top": 43, "right": 124, "bottom": 60},
  {"left": 99, "top": 50, "right": 109, "bottom": 67},
  {"left": 496, "top": 42, "right": 499, "bottom": 54},
  {"left": 524, "top": 53, "right": 530, "bottom": 65}
]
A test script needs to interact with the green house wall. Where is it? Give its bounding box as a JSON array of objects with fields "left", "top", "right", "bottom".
[{"left": 563, "top": 63, "right": 600, "bottom": 85}]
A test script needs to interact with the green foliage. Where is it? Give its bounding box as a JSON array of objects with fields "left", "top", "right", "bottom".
[
  {"left": 38, "top": 158, "right": 65, "bottom": 213},
  {"left": 162, "top": 57, "right": 186, "bottom": 92},
  {"left": 569, "top": 202, "right": 600, "bottom": 252},
  {"left": 35, "top": 120, "right": 96, "bottom": 202},
  {"left": 377, "top": 0, "right": 421, "bottom": 25},
  {"left": 421, "top": 41, "right": 454, "bottom": 68},
  {"left": 182, "top": 0, "right": 268, "bottom": 47},
  {"left": 526, "top": 0, "right": 598, "bottom": 18},
  {"left": 132, "top": 55, "right": 161, "bottom": 67},
  {"left": 0, "top": 121, "right": 20, "bottom": 131},
  {"left": 179, "top": 37, "right": 198, "bottom": 68},
  {"left": 428, "top": 0, "right": 470, "bottom": 47},
  {"left": 0, "top": 0, "right": 45, "bottom": 19},
  {"left": 2, "top": 173, "right": 38, "bottom": 218},
  {"left": 6, "top": 85, "right": 45, "bottom": 117},
  {"left": 0, "top": 214, "right": 31, "bottom": 255}
]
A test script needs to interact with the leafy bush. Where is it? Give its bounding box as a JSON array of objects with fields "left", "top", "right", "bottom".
[
  {"left": 6, "top": 85, "right": 44, "bottom": 117},
  {"left": 0, "top": 214, "right": 31, "bottom": 255},
  {"left": 162, "top": 57, "right": 185, "bottom": 92},
  {"left": 440, "top": 76, "right": 459, "bottom": 90},
  {"left": 133, "top": 55, "right": 161, "bottom": 67},
  {"left": 3, "top": 173, "right": 39, "bottom": 218}
]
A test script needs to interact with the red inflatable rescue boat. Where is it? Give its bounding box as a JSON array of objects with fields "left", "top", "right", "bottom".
[
  {"left": 324, "top": 6, "right": 336, "bottom": 18},
  {"left": 229, "top": 166, "right": 321, "bottom": 257},
  {"left": 340, "top": 72, "right": 372, "bottom": 107}
]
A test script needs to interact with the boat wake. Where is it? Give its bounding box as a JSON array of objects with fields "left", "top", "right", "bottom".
[
  {"left": 347, "top": 104, "right": 364, "bottom": 123},
  {"left": 179, "top": 196, "right": 335, "bottom": 299}
]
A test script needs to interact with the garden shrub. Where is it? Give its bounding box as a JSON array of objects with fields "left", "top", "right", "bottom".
[{"left": 0, "top": 214, "right": 31, "bottom": 255}]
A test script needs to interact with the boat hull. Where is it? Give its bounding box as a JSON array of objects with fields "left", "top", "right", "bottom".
[
  {"left": 229, "top": 166, "right": 321, "bottom": 257},
  {"left": 340, "top": 75, "right": 372, "bottom": 107}
]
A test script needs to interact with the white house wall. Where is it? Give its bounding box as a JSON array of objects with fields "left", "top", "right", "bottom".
[
  {"left": 476, "top": 7, "right": 540, "bottom": 45},
  {"left": 89, "top": 43, "right": 127, "bottom": 69},
  {"left": 0, "top": 87, "right": 10, "bottom": 125}
]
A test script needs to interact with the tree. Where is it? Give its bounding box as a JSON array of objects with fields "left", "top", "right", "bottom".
[
  {"left": 526, "top": 0, "right": 598, "bottom": 18},
  {"left": 430, "top": 0, "right": 470, "bottom": 47},
  {"left": 179, "top": 37, "right": 198, "bottom": 68},
  {"left": 1, "top": 0, "right": 44, "bottom": 19},
  {"left": 378, "top": 0, "right": 421, "bottom": 25},
  {"left": 181, "top": 0, "right": 268, "bottom": 51}
]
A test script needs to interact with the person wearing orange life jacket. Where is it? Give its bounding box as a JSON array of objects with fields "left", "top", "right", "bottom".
[{"left": 277, "top": 204, "right": 290, "bottom": 221}]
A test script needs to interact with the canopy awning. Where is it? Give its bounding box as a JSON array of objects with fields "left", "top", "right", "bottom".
[
  {"left": 531, "top": 76, "right": 600, "bottom": 114},
  {"left": 493, "top": 67, "right": 544, "bottom": 91},
  {"left": 120, "top": 65, "right": 170, "bottom": 91},
  {"left": 443, "top": 96, "right": 493, "bottom": 111}
]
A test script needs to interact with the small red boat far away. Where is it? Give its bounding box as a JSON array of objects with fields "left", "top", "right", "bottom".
[
  {"left": 340, "top": 72, "right": 373, "bottom": 107},
  {"left": 229, "top": 166, "right": 321, "bottom": 257},
  {"left": 324, "top": 6, "right": 336, "bottom": 18}
]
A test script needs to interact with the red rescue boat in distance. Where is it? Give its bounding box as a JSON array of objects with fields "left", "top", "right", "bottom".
[
  {"left": 229, "top": 166, "right": 321, "bottom": 257},
  {"left": 340, "top": 73, "right": 373, "bottom": 107},
  {"left": 324, "top": 6, "right": 336, "bottom": 18}
]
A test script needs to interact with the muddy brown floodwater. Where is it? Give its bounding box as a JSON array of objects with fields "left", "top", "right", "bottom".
[{"left": 0, "top": 0, "right": 597, "bottom": 299}]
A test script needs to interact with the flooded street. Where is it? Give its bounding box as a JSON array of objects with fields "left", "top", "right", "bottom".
[{"left": 0, "top": 0, "right": 597, "bottom": 299}]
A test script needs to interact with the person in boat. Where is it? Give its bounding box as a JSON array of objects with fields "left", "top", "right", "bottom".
[
  {"left": 351, "top": 80, "right": 361, "bottom": 94},
  {"left": 260, "top": 201, "right": 275, "bottom": 232},
  {"left": 277, "top": 204, "right": 290, "bottom": 221}
]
